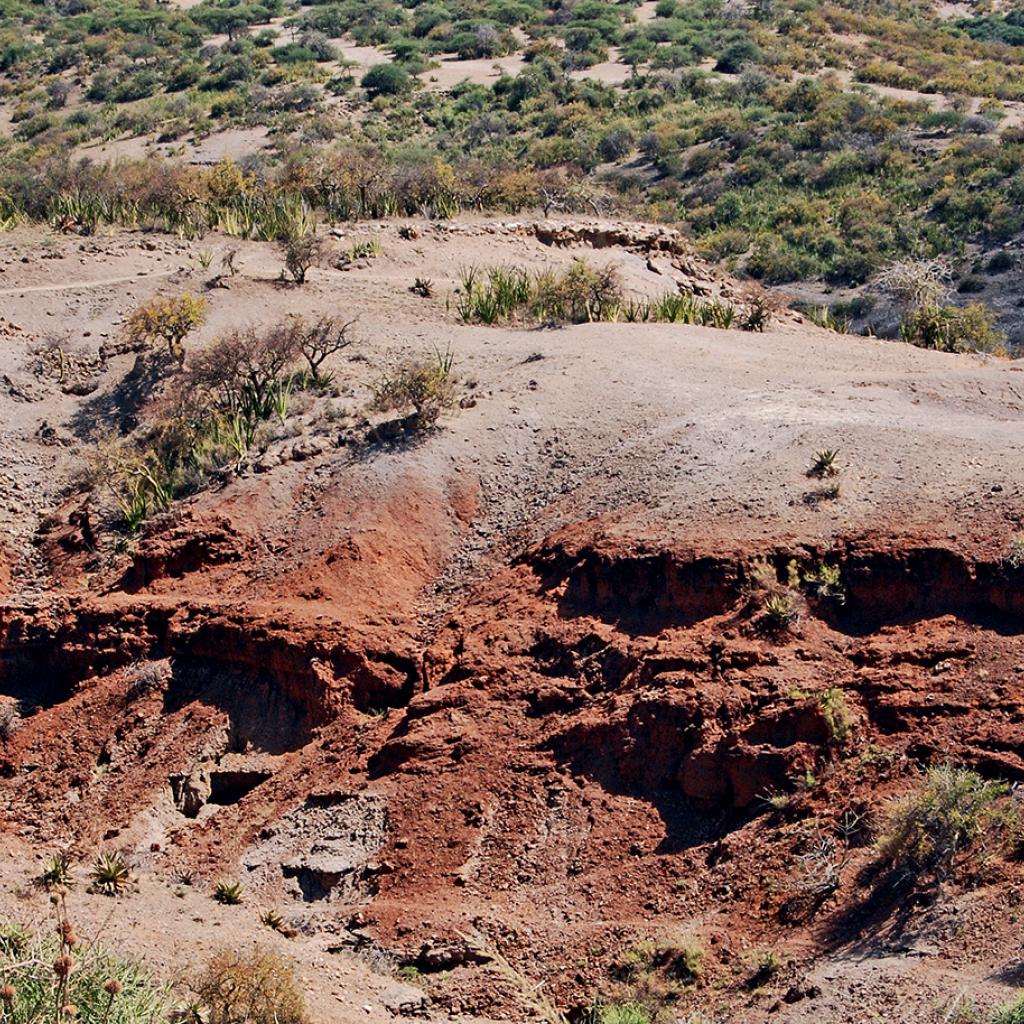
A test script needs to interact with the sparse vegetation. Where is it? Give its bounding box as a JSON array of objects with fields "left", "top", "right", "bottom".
[
  {"left": 294, "top": 315, "right": 356, "bottom": 380},
  {"left": 371, "top": 347, "right": 456, "bottom": 431},
  {"left": 125, "top": 661, "right": 169, "bottom": 700},
  {"left": 455, "top": 262, "right": 765, "bottom": 330},
  {"left": 802, "top": 562, "right": 845, "bottom": 604},
  {"left": 259, "top": 910, "right": 287, "bottom": 935}
]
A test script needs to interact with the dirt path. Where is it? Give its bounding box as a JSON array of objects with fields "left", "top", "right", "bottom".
[{"left": 0, "top": 268, "right": 177, "bottom": 295}]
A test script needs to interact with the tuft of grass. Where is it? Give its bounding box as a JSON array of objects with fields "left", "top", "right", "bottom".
[
  {"left": 802, "top": 562, "right": 845, "bottom": 603},
  {"left": 349, "top": 236, "right": 381, "bottom": 260},
  {"left": 260, "top": 909, "right": 284, "bottom": 931},
  {"left": 991, "top": 995, "right": 1024, "bottom": 1024},
  {"left": 599, "top": 1005, "right": 651, "bottom": 1024},
  {"left": 806, "top": 305, "right": 852, "bottom": 333},
  {"left": 40, "top": 852, "right": 73, "bottom": 889},
  {"left": 818, "top": 687, "right": 853, "bottom": 745},
  {"left": 89, "top": 852, "right": 129, "bottom": 895},
  {"left": 212, "top": 881, "right": 243, "bottom": 905},
  {"left": 0, "top": 922, "right": 30, "bottom": 958},
  {"left": 808, "top": 448, "right": 839, "bottom": 478},
  {"left": 762, "top": 591, "right": 798, "bottom": 632},
  {"left": 125, "top": 661, "right": 169, "bottom": 700}
]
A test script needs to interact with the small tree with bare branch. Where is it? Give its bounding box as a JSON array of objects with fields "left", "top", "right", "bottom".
[{"left": 295, "top": 315, "right": 356, "bottom": 379}]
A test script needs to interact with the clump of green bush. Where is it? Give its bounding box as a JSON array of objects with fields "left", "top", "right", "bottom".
[
  {"left": 876, "top": 764, "right": 1013, "bottom": 883},
  {"left": 898, "top": 303, "right": 1005, "bottom": 354},
  {"left": 456, "top": 261, "right": 767, "bottom": 330},
  {"left": 457, "top": 261, "right": 624, "bottom": 325},
  {"left": 0, "top": 896, "right": 170, "bottom": 1024}
]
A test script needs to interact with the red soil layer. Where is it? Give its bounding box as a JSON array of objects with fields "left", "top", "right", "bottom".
[{"left": 2, "top": 471, "right": 1023, "bottom": 1018}]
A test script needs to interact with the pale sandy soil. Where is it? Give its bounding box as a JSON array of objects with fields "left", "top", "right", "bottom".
[
  {"left": 0, "top": 840, "right": 493, "bottom": 1024},
  {"left": 569, "top": 48, "right": 632, "bottom": 86},
  {"left": 421, "top": 54, "right": 528, "bottom": 90},
  {"left": 1, "top": 217, "right": 1022, "bottom": 592},
  {"left": 634, "top": 0, "right": 660, "bottom": 22}
]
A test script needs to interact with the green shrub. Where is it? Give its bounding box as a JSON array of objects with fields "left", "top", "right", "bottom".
[
  {"left": 802, "top": 563, "right": 845, "bottom": 603},
  {"left": 531, "top": 262, "right": 625, "bottom": 323},
  {"left": 0, "top": 920, "right": 169, "bottom": 1024},
  {"left": 808, "top": 448, "right": 839, "bottom": 478},
  {"left": 991, "top": 995, "right": 1024, "bottom": 1024},
  {"left": 362, "top": 62, "right": 411, "bottom": 97},
  {"left": 125, "top": 294, "right": 207, "bottom": 367},
  {"left": 898, "top": 303, "right": 1005, "bottom": 354},
  {"left": 877, "top": 764, "right": 1010, "bottom": 881}
]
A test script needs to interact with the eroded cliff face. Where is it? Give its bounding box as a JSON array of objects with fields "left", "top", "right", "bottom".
[
  {"left": 1, "top": 223, "right": 1023, "bottom": 1021},
  {"left": 2, "top": 484, "right": 1022, "bottom": 1019}
]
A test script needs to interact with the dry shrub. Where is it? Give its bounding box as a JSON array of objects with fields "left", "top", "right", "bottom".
[
  {"left": 371, "top": 348, "right": 455, "bottom": 430},
  {"left": 875, "top": 257, "right": 953, "bottom": 310},
  {"left": 294, "top": 314, "right": 356, "bottom": 377},
  {"left": 531, "top": 261, "right": 624, "bottom": 323},
  {"left": 182, "top": 324, "right": 300, "bottom": 414},
  {"left": 192, "top": 947, "right": 306, "bottom": 1024},
  {"left": 279, "top": 232, "right": 323, "bottom": 284}
]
